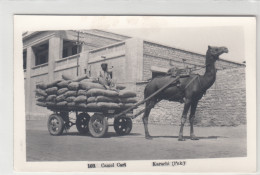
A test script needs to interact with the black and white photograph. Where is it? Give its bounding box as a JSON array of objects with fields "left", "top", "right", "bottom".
[{"left": 14, "top": 16, "right": 256, "bottom": 172}]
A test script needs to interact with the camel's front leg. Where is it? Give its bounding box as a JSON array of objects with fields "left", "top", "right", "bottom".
[
  {"left": 189, "top": 100, "right": 199, "bottom": 140},
  {"left": 178, "top": 99, "right": 191, "bottom": 141}
]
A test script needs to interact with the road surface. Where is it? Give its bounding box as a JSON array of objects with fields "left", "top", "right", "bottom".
[{"left": 26, "top": 119, "right": 246, "bottom": 161}]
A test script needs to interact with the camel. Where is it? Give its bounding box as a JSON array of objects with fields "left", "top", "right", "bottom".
[{"left": 142, "top": 46, "right": 228, "bottom": 141}]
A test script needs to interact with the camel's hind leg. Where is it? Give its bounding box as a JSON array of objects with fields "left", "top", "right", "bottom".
[{"left": 142, "top": 101, "right": 154, "bottom": 140}]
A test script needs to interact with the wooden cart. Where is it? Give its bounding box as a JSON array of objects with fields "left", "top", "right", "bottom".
[
  {"left": 47, "top": 106, "right": 134, "bottom": 138},
  {"left": 46, "top": 76, "right": 180, "bottom": 138}
]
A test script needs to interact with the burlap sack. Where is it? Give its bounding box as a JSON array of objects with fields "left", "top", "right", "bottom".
[
  {"left": 57, "top": 80, "right": 71, "bottom": 88},
  {"left": 46, "top": 87, "right": 58, "bottom": 95},
  {"left": 77, "top": 103, "right": 87, "bottom": 109},
  {"left": 57, "top": 88, "right": 68, "bottom": 95},
  {"left": 86, "top": 103, "right": 98, "bottom": 109},
  {"left": 86, "top": 89, "right": 118, "bottom": 97},
  {"left": 66, "top": 96, "right": 76, "bottom": 102},
  {"left": 36, "top": 96, "right": 45, "bottom": 102},
  {"left": 46, "top": 80, "right": 62, "bottom": 88},
  {"left": 87, "top": 97, "right": 96, "bottom": 103},
  {"left": 77, "top": 89, "right": 87, "bottom": 96},
  {"left": 116, "top": 84, "right": 126, "bottom": 90},
  {"left": 118, "top": 103, "right": 124, "bottom": 108},
  {"left": 103, "top": 90, "right": 119, "bottom": 97},
  {"left": 79, "top": 82, "right": 105, "bottom": 90},
  {"left": 68, "top": 82, "right": 80, "bottom": 91},
  {"left": 80, "top": 79, "right": 92, "bottom": 83},
  {"left": 46, "top": 95, "right": 57, "bottom": 102},
  {"left": 56, "top": 94, "right": 66, "bottom": 102},
  {"left": 36, "top": 102, "right": 46, "bottom": 107},
  {"left": 36, "top": 83, "right": 47, "bottom": 90},
  {"left": 46, "top": 102, "right": 56, "bottom": 106},
  {"left": 80, "top": 77, "right": 99, "bottom": 83},
  {"left": 62, "top": 74, "right": 73, "bottom": 80},
  {"left": 64, "top": 90, "right": 77, "bottom": 97},
  {"left": 56, "top": 101, "right": 67, "bottom": 107},
  {"left": 74, "top": 75, "right": 89, "bottom": 82},
  {"left": 119, "top": 97, "right": 138, "bottom": 103},
  {"left": 96, "top": 96, "right": 119, "bottom": 103},
  {"left": 123, "top": 103, "right": 136, "bottom": 109},
  {"left": 74, "top": 95, "right": 87, "bottom": 103},
  {"left": 67, "top": 102, "right": 76, "bottom": 107},
  {"left": 36, "top": 89, "right": 47, "bottom": 97},
  {"left": 119, "top": 90, "right": 137, "bottom": 98},
  {"left": 97, "top": 102, "right": 120, "bottom": 109}
]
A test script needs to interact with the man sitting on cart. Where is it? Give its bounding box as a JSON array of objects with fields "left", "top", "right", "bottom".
[{"left": 98, "top": 63, "right": 116, "bottom": 90}]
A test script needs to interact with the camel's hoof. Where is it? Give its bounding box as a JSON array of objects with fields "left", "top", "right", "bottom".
[
  {"left": 178, "top": 137, "right": 186, "bottom": 141},
  {"left": 145, "top": 136, "right": 152, "bottom": 140},
  {"left": 191, "top": 137, "right": 199, "bottom": 140}
]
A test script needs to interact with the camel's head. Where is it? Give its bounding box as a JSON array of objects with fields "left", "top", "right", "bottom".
[{"left": 207, "top": 46, "right": 229, "bottom": 61}]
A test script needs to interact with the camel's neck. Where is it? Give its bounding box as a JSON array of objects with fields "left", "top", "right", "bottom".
[{"left": 201, "top": 54, "right": 217, "bottom": 90}]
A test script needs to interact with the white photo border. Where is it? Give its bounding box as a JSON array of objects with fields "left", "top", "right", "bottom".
[
  {"left": 0, "top": 0, "right": 258, "bottom": 174},
  {"left": 14, "top": 15, "right": 256, "bottom": 173}
]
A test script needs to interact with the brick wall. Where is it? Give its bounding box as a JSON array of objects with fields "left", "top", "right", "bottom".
[
  {"left": 134, "top": 67, "right": 246, "bottom": 127},
  {"left": 135, "top": 41, "right": 246, "bottom": 126},
  {"left": 143, "top": 41, "right": 243, "bottom": 80}
]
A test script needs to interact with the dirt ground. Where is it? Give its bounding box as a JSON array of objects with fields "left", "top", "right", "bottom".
[{"left": 26, "top": 119, "right": 247, "bottom": 161}]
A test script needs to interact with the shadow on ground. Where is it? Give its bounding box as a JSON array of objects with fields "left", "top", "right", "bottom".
[
  {"left": 150, "top": 135, "right": 228, "bottom": 139},
  {"left": 61, "top": 131, "right": 141, "bottom": 138}
]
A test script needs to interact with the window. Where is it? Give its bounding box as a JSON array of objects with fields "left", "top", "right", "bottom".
[
  {"left": 72, "top": 45, "right": 78, "bottom": 55},
  {"left": 62, "top": 40, "right": 81, "bottom": 58},
  {"left": 32, "top": 42, "right": 49, "bottom": 66},
  {"left": 62, "top": 48, "right": 68, "bottom": 58},
  {"left": 23, "top": 50, "right": 27, "bottom": 70}
]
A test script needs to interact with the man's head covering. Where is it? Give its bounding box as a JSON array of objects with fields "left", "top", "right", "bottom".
[{"left": 101, "top": 63, "right": 108, "bottom": 71}]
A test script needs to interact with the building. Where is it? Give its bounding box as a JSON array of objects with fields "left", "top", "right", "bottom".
[{"left": 23, "top": 30, "right": 246, "bottom": 126}]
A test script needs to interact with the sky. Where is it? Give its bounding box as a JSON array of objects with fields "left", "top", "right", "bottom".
[
  {"left": 78, "top": 16, "right": 249, "bottom": 64},
  {"left": 18, "top": 16, "right": 252, "bottom": 63},
  {"left": 108, "top": 26, "right": 245, "bottom": 63}
]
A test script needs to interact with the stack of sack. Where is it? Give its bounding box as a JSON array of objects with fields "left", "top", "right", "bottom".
[
  {"left": 86, "top": 89, "right": 137, "bottom": 109},
  {"left": 35, "top": 83, "right": 48, "bottom": 107},
  {"left": 35, "top": 75, "right": 138, "bottom": 110},
  {"left": 35, "top": 79, "right": 65, "bottom": 108}
]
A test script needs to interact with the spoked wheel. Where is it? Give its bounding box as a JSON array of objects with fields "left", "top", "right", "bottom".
[
  {"left": 88, "top": 113, "right": 108, "bottom": 138},
  {"left": 76, "top": 113, "right": 90, "bottom": 135},
  {"left": 114, "top": 117, "right": 132, "bottom": 135},
  {"left": 47, "top": 114, "right": 65, "bottom": 136}
]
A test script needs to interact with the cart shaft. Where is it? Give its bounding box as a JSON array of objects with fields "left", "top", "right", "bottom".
[{"left": 114, "top": 76, "right": 180, "bottom": 119}]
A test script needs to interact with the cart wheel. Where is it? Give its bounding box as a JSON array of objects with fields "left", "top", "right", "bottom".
[
  {"left": 114, "top": 117, "right": 132, "bottom": 135},
  {"left": 47, "top": 114, "right": 65, "bottom": 136},
  {"left": 88, "top": 113, "right": 108, "bottom": 138},
  {"left": 76, "top": 113, "right": 90, "bottom": 135}
]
